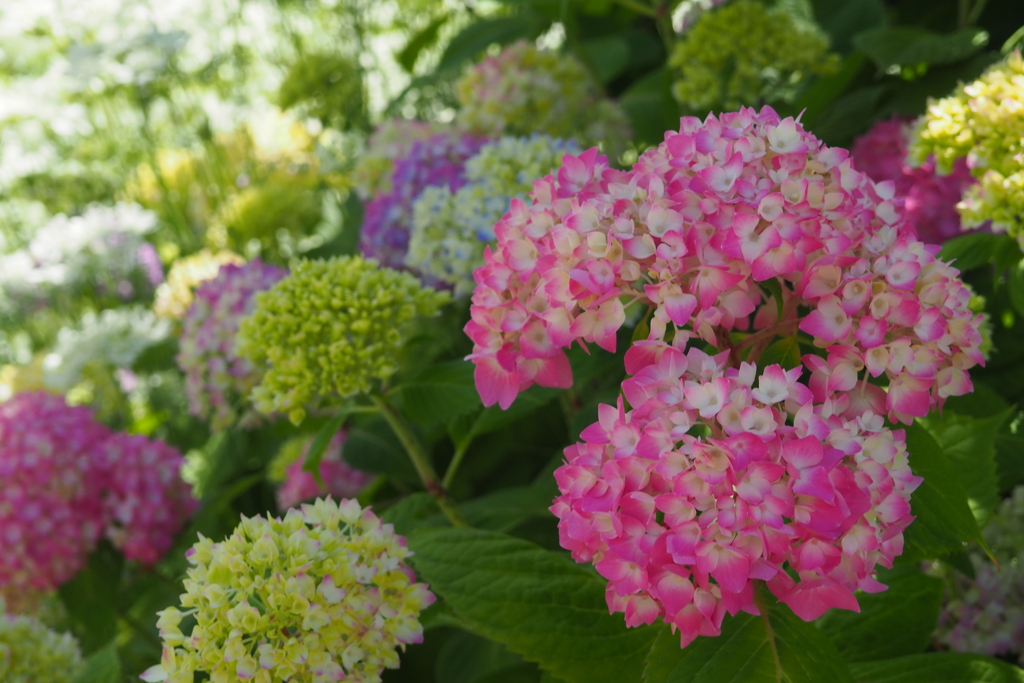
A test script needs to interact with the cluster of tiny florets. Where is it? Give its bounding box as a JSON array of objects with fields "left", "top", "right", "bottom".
[
  {"left": 177, "top": 259, "right": 288, "bottom": 430},
  {"left": 271, "top": 433, "right": 374, "bottom": 511},
  {"left": 98, "top": 432, "right": 199, "bottom": 565},
  {"left": 352, "top": 119, "right": 449, "bottom": 201},
  {"left": 407, "top": 135, "right": 580, "bottom": 294},
  {"left": 852, "top": 117, "right": 982, "bottom": 245},
  {"left": 238, "top": 256, "right": 450, "bottom": 424},
  {"left": 359, "top": 132, "right": 491, "bottom": 270},
  {"left": 933, "top": 485, "right": 1024, "bottom": 662},
  {"left": 154, "top": 249, "right": 245, "bottom": 319},
  {"left": 455, "top": 41, "right": 630, "bottom": 156},
  {"left": 911, "top": 51, "right": 1024, "bottom": 236},
  {"left": 142, "top": 498, "right": 434, "bottom": 683},
  {"left": 669, "top": 1, "right": 838, "bottom": 112},
  {"left": 0, "top": 602, "right": 84, "bottom": 683},
  {"left": 0, "top": 393, "right": 196, "bottom": 610},
  {"left": 466, "top": 106, "right": 984, "bottom": 645}
]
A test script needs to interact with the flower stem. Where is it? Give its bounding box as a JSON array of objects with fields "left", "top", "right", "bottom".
[
  {"left": 370, "top": 394, "right": 467, "bottom": 527},
  {"left": 442, "top": 439, "right": 471, "bottom": 490}
]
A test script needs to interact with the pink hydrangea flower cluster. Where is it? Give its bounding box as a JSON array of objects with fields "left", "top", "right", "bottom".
[
  {"left": 0, "top": 392, "right": 196, "bottom": 610},
  {"left": 360, "top": 132, "right": 491, "bottom": 270},
  {"left": 465, "top": 106, "right": 985, "bottom": 645},
  {"left": 98, "top": 433, "right": 198, "bottom": 565},
  {"left": 177, "top": 259, "right": 288, "bottom": 431},
  {"left": 276, "top": 433, "right": 374, "bottom": 511},
  {"left": 851, "top": 117, "right": 982, "bottom": 245}
]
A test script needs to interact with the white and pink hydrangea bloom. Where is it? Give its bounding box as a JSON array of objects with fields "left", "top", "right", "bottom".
[
  {"left": 0, "top": 392, "right": 196, "bottom": 611},
  {"left": 464, "top": 107, "right": 985, "bottom": 647}
]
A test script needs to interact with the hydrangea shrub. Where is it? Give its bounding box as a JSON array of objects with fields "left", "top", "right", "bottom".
[
  {"left": 142, "top": 498, "right": 434, "bottom": 683},
  {"left": 0, "top": 603, "right": 83, "bottom": 683}
]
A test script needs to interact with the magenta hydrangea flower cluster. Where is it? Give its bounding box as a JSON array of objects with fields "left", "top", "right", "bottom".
[
  {"left": 0, "top": 392, "right": 195, "bottom": 610},
  {"left": 276, "top": 433, "right": 374, "bottom": 511},
  {"left": 177, "top": 259, "right": 287, "bottom": 431},
  {"left": 360, "top": 132, "right": 491, "bottom": 270},
  {"left": 465, "top": 106, "right": 985, "bottom": 646},
  {"left": 98, "top": 433, "right": 199, "bottom": 565},
  {"left": 851, "top": 117, "right": 981, "bottom": 245}
]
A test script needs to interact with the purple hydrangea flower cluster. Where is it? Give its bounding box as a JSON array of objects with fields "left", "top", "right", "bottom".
[
  {"left": 177, "top": 259, "right": 288, "bottom": 431},
  {"left": 359, "top": 131, "right": 491, "bottom": 269}
]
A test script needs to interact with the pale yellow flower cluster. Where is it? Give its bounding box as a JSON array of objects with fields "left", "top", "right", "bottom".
[
  {"left": 142, "top": 498, "right": 434, "bottom": 683},
  {"left": 0, "top": 602, "right": 83, "bottom": 683},
  {"left": 153, "top": 249, "right": 244, "bottom": 319},
  {"left": 912, "top": 51, "right": 1024, "bottom": 235}
]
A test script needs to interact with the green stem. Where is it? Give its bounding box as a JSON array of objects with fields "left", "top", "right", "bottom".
[
  {"left": 370, "top": 394, "right": 467, "bottom": 527},
  {"left": 654, "top": 0, "right": 678, "bottom": 61},
  {"left": 442, "top": 439, "right": 471, "bottom": 490}
]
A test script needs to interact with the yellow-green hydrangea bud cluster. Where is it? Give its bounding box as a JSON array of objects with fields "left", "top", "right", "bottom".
[
  {"left": 455, "top": 41, "right": 631, "bottom": 156},
  {"left": 141, "top": 498, "right": 434, "bottom": 683},
  {"left": 669, "top": 0, "right": 838, "bottom": 111},
  {"left": 0, "top": 601, "right": 83, "bottom": 683},
  {"left": 237, "top": 256, "right": 449, "bottom": 424},
  {"left": 911, "top": 51, "right": 1024, "bottom": 235},
  {"left": 406, "top": 134, "right": 580, "bottom": 295}
]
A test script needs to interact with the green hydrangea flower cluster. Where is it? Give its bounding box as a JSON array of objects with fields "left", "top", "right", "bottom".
[
  {"left": 455, "top": 41, "right": 630, "bottom": 156},
  {"left": 669, "top": 0, "right": 838, "bottom": 111},
  {"left": 141, "top": 498, "right": 434, "bottom": 683},
  {"left": 0, "top": 603, "right": 83, "bottom": 683},
  {"left": 237, "top": 256, "right": 449, "bottom": 424},
  {"left": 406, "top": 135, "right": 579, "bottom": 295},
  {"left": 911, "top": 51, "right": 1024, "bottom": 236}
]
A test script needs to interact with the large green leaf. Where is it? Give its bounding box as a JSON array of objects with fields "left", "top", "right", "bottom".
[
  {"left": 71, "top": 640, "right": 121, "bottom": 683},
  {"left": 618, "top": 66, "right": 679, "bottom": 146},
  {"left": 816, "top": 571, "right": 943, "bottom": 662},
  {"left": 59, "top": 544, "right": 123, "bottom": 653},
  {"left": 408, "top": 528, "right": 658, "bottom": 683},
  {"left": 920, "top": 408, "right": 1011, "bottom": 526},
  {"left": 450, "top": 385, "right": 562, "bottom": 447},
  {"left": 811, "top": 0, "right": 885, "bottom": 53},
  {"left": 397, "top": 13, "right": 451, "bottom": 73},
  {"left": 343, "top": 414, "right": 419, "bottom": 481},
  {"left": 939, "top": 233, "right": 1021, "bottom": 272},
  {"left": 302, "top": 402, "right": 356, "bottom": 484},
  {"left": 902, "top": 423, "right": 987, "bottom": 561},
  {"left": 388, "top": 360, "right": 482, "bottom": 427},
  {"left": 850, "top": 653, "right": 1024, "bottom": 682},
  {"left": 642, "top": 591, "right": 854, "bottom": 683},
  {"left": 580, "top": 35, "right": 630, "bottom": 83},
  {"left": 853, "top": 27, "right": 989, "bottom": 73},
  {"left": 437, "top": 15, "right": 546, "bottom": 73}
]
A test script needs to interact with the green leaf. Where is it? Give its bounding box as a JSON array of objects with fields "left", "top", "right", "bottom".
[
  {"left": 343, "top": 415, "right": 419, "bottom": 482},
  {"left": 618, "top": 66, "right": 680, "bottom": 146},
  {"left": 72, "top": 640, "right": 121, "bottom": 683},
  {"left": 939, "top": 233, "right": 1019, "bottom": 272},
  {"left": 451, "top": 385, "right": 562, "bottom": 447},
  {"left": 642, "top": 592, "right": 854, "bottom": 683},
  {"left": 437, "top": 15, "right": 546, "bottom": 73},
  {"left": 811, "top": 0, "right": 885, "bottom": 53},
  {"left": 388, "top": 360, "right": 482, "bottom": 427},
  {"left": 850, "top": 653, "right": 1024, "bottom": 682},
  {"left": 580, "top": 35, "right": 630, "bottom": 83},
  {"left": 901, "top": 422, "right": 986, "bottom": 561},
  {"left": 816, "top": 571, "right": 943, "bottom": 662},
  {"left": 808, "top": 84, "right": 888, "bottom": 146},
  {"left": 758, "top": 336, "right": 802, "bottom": 371},
  {"left": 381, "top": 492, "right": 440, "bottom": 536},
  {"left": 408, "top": 528, "right": 658, "bottom": 683},
  {"left": 796, "top": 52, "right": 867, "bottom": 126},
  {"left": 435, "top": 630, "right": 531, "bottom": 683},
  {"left": 59, "top": 544, "right": 124, "bottom": 653},
  {"left": 302, "top": 404, "right": 355, "bottom": 486},
  {"left": 758, "top": 278, "right": 785, "bottom": 321},
  {"left": 919, "top": 408, "right": 1011, "bottom": 526},
  {"left": 397, "top": 13, "right": 450, "bottom": 73},
  {"left": 996, "top": 430, "right": 1024, "bottom": 494},
  {"left": 1008, "top": 261, "right": 1024, "bottom": 318},
  {"left": 853, "top": 27, "right": 989, "bottom": 73}
]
